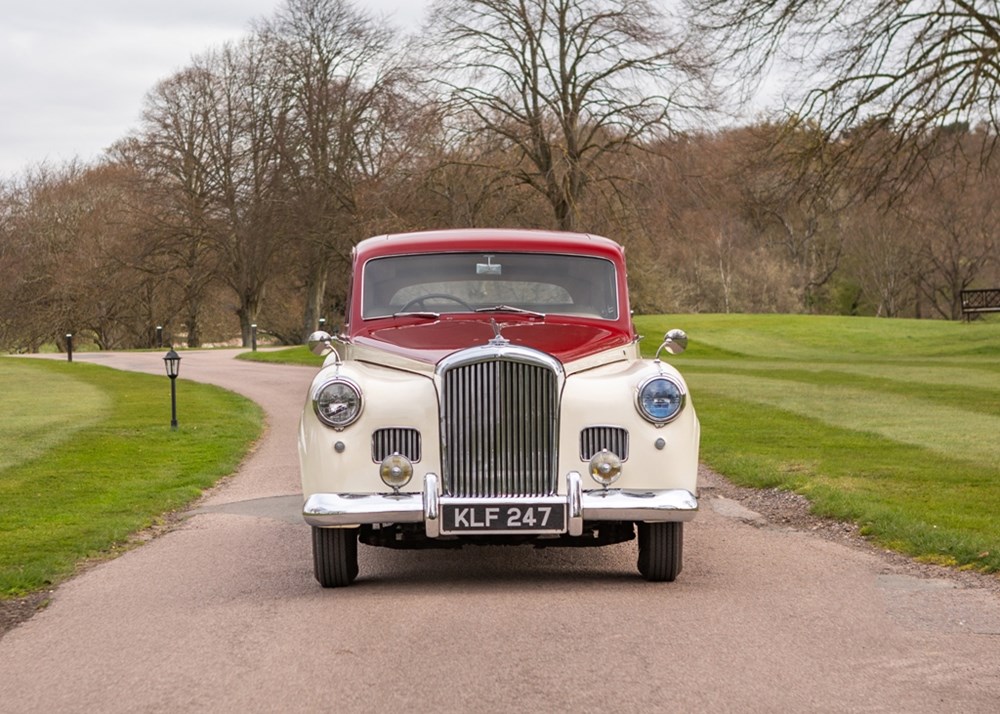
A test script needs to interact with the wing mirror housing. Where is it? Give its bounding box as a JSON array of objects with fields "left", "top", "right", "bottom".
[
  {"left": 307, "top": 330, "right": 344, "bottom": 362},
  {"left": 308, "top": 330, "right": 336, "bottom": 357},
  {"left": 654, "top": 329, "right": 688, "bottom": 360}
]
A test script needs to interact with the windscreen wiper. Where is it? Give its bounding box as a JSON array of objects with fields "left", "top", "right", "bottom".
[
  {"left": 390, "top": 311, "right": 440, "bottom": 319},
  {"left": 475, "top": 305, "right": 546, "bottom": 319}
]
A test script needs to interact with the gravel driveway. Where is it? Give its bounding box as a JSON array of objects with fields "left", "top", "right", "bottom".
[{"left": 2, "top": 349, "right": 999, "bottom": 712}]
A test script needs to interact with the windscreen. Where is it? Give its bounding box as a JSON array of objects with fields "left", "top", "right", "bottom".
[{"left": 362, "top": 252, "right": 619, "bottom": 320}]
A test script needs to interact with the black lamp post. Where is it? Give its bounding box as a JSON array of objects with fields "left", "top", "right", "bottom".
[
  {"left": 66, "top": 333, "right": 73, "bottom": 363},
  {"left": 251, "top": 323, "right": 258, "bottom": 352},
  {"left": 163, "top": 349, "right": 181, "bottom": 430}
]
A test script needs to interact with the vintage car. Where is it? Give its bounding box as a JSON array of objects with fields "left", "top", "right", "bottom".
[{"left": 299, "top": 229, "right": 699, "bottom": 586}]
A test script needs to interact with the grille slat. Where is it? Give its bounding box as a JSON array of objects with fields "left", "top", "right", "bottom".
[
  {"left": 441, "top": 356, "right": 559, "bottom": 497},
  {"left": 372, "top": 428, "right": 422, "bottom": 463},
  {"left": 580, "top": 426, "right": 629, "bottom": 462}
]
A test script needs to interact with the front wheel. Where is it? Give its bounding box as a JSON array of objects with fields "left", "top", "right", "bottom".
[
  {"left": 312, "top": 526, "right": 359, "bottom": 587},
  {"left": 636, "top": 522, "right": 683, "bottom": 582}
]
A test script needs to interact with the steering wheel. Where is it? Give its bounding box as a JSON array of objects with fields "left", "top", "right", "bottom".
[{"left": 400, "top": 293, "right": 474, "bottom": 312}]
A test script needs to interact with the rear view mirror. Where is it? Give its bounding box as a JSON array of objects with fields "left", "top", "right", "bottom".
[{"left": 476, "top": 255, "right": 502, "bottom": 275}]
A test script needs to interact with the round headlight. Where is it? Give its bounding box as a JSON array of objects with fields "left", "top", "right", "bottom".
[
  {"left": 313, "top": 378, "right": 363, "bottom": 429},
  {"left": 379, "top": 453, "right": 414, "bottom": 491},
  {"left": 636, "top": 376, "right": 685, "bottom": 425}
]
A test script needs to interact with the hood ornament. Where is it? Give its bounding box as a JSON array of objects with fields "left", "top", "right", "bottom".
[{"left": 487, "top": 318, "right": 510, "bottom": 347}]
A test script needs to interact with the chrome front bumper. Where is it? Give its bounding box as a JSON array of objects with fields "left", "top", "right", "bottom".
[{"left": 303, "top": 471, "right": 698, "bottom": 535}]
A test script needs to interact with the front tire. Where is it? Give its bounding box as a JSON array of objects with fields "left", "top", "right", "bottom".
[
  {"left": 312, "top": 526, "right": 359, "bottom": 587},
  {"left": 637, "top": 522, "right": 683, "bottom": 582}
]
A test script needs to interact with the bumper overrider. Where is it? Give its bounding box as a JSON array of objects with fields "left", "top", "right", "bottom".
[{"left": 303, "top": 471, "right": 698, "bottom": 536}]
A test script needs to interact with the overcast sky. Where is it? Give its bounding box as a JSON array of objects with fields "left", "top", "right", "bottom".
[{"left": 0, "top": 0, "right": 429, "bottom": 179}]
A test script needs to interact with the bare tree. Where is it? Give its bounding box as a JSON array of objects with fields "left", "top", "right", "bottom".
[
  {"left": 845, "top": 204, "right": 917, "bottom": 317},
  {"left": 628, "top": 129, "right": 806, "bottom": 314},
  {"left": 134, "top": 67, "right": 225, "bottom": 347},
  {"left": 0, "top": 163, "right": 99, "bottom": 350},
  {"left": 0, "top": 171, "right": 52, "bottom": 351},
  {"left": 424, "top": 0, "right": 711, "bottom": 231},
  {"left": 729, "top": 122, "right": 847, "bottom": 311},
  {"left": 172, "top": 36, "right": 288, "bottom": 347},
  {"left": 904, "top": 151, "right": 999, "bottom": 319},
  {"left": 260, "top": 0, "right": 402, "bottom": 338},
  {"left": 135, "top": 39, "right": 287, "bottom": 349},
  {"left": 0, "top": 161, "right": 162, "bottom": 351},
  {"left": 687, "top": 0, "right": 1000, "bottom": 186}
]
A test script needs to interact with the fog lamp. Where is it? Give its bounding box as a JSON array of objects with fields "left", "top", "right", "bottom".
[
  {"left": 379, "top": 453, "right": 413, "bottom": 491},
  {"left": 588, "top": 449, "right": 622, "bottom": 488}
]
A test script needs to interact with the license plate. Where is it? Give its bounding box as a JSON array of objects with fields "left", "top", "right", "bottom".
[{"left": 440, "top": 502, "right": 567, "bottom": 534}]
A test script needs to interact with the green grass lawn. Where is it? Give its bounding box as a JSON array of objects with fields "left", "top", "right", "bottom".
[
  {"left": 237, "top": 345, "right": 323, "bottom": 367},
  {"left": 0, "top": 358, "right": 263, "bottom": 598},
  {"left": 636, "top": 314, "right": 1000, "bottom": 572}
]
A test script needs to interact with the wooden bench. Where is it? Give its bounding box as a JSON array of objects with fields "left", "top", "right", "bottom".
[{"left": 961, "top": 288, "right": 1000, "bottom": 320}]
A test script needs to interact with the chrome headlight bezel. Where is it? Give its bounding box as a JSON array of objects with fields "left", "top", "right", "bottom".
[
  {"left": 312, "top": 377, "right": 363, "bottom": 430},
  {"left": 635, "top": 375, "right": 686, "bottom": 426}
]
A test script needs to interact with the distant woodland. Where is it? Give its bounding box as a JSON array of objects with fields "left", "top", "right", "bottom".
[{"left": 2, "top": 0, "right": 997, "bottom": 350}]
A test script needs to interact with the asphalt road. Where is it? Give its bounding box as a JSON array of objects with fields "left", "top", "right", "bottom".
[{"left": 2, "top": 349, "right": 1000, "bottom": 712}]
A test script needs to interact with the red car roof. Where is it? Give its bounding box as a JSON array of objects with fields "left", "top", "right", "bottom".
[
  {"left": 354, "top": 229, "right": 626, "bottom": 263},
  {"left": 348, "top": 229, "right": 635, "bottom": 364}
]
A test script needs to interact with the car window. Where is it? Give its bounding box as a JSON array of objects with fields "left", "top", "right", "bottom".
[{"left": 362, "top": 252, "right": 619, "bottom": 319}]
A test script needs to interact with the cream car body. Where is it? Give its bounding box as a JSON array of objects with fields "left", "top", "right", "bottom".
[{"left": 299, "top": 229, "right": 699, "bottom": 586}]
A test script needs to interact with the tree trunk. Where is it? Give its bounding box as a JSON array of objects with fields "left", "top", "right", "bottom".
[
  {"left": 237, "top": 289, "right": 263, "bottom": 347},
  {"left": 186, "top": 312, "right": 201, "bottom": 349},
  {"left": 302, "top": 254, "right": 330, "bottom": 341}
]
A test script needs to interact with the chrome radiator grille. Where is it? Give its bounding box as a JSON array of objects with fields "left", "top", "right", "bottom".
[{"left": 441, "top": 357, "right": 559, "bottom": 497}]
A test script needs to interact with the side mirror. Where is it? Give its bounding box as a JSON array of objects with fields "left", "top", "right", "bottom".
[
  {"left": 307, "top": 330, "right": 334, "bottom": 357},
  {"left": 655, "top": 329, "right": 688, "bottom": 359}
]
